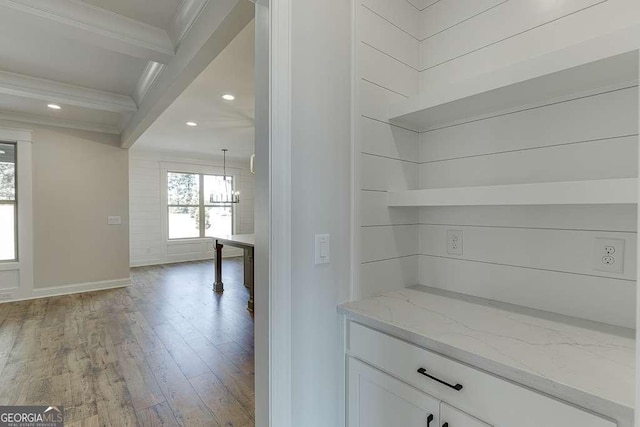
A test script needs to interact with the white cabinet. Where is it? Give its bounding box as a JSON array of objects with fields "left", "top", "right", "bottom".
[
  {"left": 348, "top": 357, "right": 440, "bottom": 427},
  {"left": 440, "top": 403, "right": 491, "bottom": 427},
  {"left": 346, "top": 322, "right": 617, "bottom": 427}
]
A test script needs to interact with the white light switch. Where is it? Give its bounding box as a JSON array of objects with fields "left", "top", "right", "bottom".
[
  {"left": 108, "top": 216, "right": 122, "bottom": 225},
  {"left": 315, "top": 234, "right": 330, "bottom": 265}
]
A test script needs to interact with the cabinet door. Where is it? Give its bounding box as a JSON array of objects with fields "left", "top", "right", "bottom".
[
  {"left": 348, "top": 357, "right": 440, "bottom": 427},
  {"left": 440, "top": 403, "right": 492, "bottom": 427}
]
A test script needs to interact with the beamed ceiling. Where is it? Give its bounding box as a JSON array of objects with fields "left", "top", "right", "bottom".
[{"left": 0, "top": 0, "right": 255, "bottom": 147}]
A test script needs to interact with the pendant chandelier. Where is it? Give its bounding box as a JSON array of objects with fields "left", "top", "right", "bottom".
[{"left": 210, "top": 149, "right": 240, "bottom": 204}]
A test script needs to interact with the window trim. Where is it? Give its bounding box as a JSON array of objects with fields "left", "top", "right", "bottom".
[
  {"left": 163, "top": 166, "right": 238, "bottom": 241},
  {"left": 0, "top": 127, "right": 33, "bottom": 300},
  {"left": 0, "top": 141, "right": 18, "bottom": 263}
]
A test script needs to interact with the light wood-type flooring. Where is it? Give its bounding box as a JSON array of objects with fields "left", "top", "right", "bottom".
[{"left": 0, "top": 258, "right": 255, "bottom": 426}]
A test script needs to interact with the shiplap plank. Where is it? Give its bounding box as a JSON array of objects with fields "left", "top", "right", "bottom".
[
  {"left": 360, "top": 43, "right": 419, "bottom": 97},
  {"left": 358, "top": 255, "right": 419, "bottom": 299},
  {"left": 361, "top": 116, "right": 418, "bottom": 161},
  {"left": 418, "top": 136, "right": 638, "bottom": 188},
  {"left": 419, "top": 87, "right": 639, "bottom": 162},
  {"left": 419, "top": 225, "right": 636, "bottom": 280},
  {"left": 418, "top": 1, "right": 638, "bottom": 95},
  {"left": 362, "top": 154, "right": 418, "bottom": 191},
  {"left": 419, "top": 0, "right": 603, "bottom": 70},
  {"left": 420, "top": 0, "right": 506, "bottom": 40},
  {"left": 361, "top": 0, "right": 421, "bottom": 38},
  {"left": 419, "top": 205, "right": 638, "bottom": 232},
  {"left": 408, "top": 0, "right": 438, "bottom": 10},
  {"left": 418, "top": 255, "right": 635, "bottom": 328},
  {"left": 360, "top": 5, "right": 420, "bottom": 69},
  {"left": 359, "top": 80, "right": 408, "bottom": 123},
  {"left": 361, "top": 225, "right": 418, "bottom": 263},
  {"left": 361, "top": 190, "right": 418, "bottom": 226}
]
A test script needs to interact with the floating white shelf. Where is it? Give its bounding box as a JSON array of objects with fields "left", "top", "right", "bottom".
[
  {"left": 387, "top": 179, "right": 638, "bottom": 207},
  {"left": 388, "top": 26, "right": 640, "bottom": 131}
]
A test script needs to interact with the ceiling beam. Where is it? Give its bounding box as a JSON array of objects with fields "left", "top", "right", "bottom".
[
  {"left": 168, "top": 0, "right": 208, "bottom": 47},
  {"left": 0, "top": 111, "right": 120, "bottom": 134},
  {"left": 0, "top": 69, "right": 138, "bottom": 113},
  {"left": 133, "top": 61, "right": 165, "bottom": 105},
  {"left": 122, "top": 0, "right": 255, "bottom": 148},
  {"left": 0, "top": 0, "right": 175, "bottom": 63}
]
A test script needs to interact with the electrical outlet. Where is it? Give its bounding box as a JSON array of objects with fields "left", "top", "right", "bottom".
[
  {"left": 593, "top": 238, "right": 625, "bottom": 274},
  {"left": 447, "top": 230, "right": 463, "bottom": 255}
]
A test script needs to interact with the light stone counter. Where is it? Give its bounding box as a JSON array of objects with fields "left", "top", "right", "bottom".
[{"left": 339, "top": 286, "right": 635, "bottom": 425}]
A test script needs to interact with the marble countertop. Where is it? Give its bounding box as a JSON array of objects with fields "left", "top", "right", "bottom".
[{"left": 339, "top": 286, "right": 635, "bottom": 423}]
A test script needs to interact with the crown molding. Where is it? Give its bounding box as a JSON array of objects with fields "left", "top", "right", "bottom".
[
  {"left": 0, "top": 69, "right": 138, "bottom": 113},
  {"left": 0, "top": 111, "right": 120, "bottom": 135},
  {"left": 133, "top": 61, "right": 165, "bottom": 105},
  {"left": 168, "top": 0, "right": 209, "bottom": 47},
  {"left": 0, "top": 0, "right": 175, "bottom": 63}
]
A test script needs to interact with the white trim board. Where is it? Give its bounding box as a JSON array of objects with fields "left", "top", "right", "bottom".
[
  {"left": 388, "top": 179, "right": 638, "bottom": 207},
  {"left": 0, "top": 0, "right": 175, "bottom": 63},
  {"left": 0, "top": 127, "right": 33, "bottom": 301},
  {"left": 0, "top": 277, "right": 130, "bottom": 303},
  {"left": 0, "top": 69, "right": 137, "bottom": 113},
  {"left": 252, "top": 0, "right": 293, "bottom": 425}
]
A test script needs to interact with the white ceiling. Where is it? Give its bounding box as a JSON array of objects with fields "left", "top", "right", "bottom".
[
  {"left": 132, "top": 21, "right": 255, "bottom": 160},
  {"left": 0, "top": 0, "right": 254, "bottom": 141},
  {"left": 81, "top": 0, "right": 183, "bottom": 29}
]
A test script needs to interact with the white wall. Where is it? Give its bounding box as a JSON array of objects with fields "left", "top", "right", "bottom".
[
  {"left": 0, "top": 123, "right": 131, "bottom": 300},
  {"left": 355, "top": 0, "right": 420, "bottom": 300},
  {"left": 354, "top": 0, "right": 640, "bottom": 328},
  {"left": 417, "top": 0, "right": 640, "bottom": 92},
  {"left": 32, "top": 128, "right": 130, "bottom": 289},
  {"left": 288, "top": 0, "right": 352, "bottom": 426},
  {"left": 416, "top": 84, "right": 638, "bottom": 328},
  {"left": 129, "top": 149, "right": 254, "bottom": 267}
]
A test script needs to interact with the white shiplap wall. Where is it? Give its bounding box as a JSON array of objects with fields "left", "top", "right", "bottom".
[
  {"left": 129, "top": 150, "right": 255, "bottom": 267},
  {"left": 356, "top": 0, "right": 420, "bottom": 300},
  {"left": 417, "top": 84, "right": 638, "bottom": 329},
  {"left": 355, "top": 0, "right": 639, "bottom": 328},
  {"left": 418, "top": 0, "right": 640, "bottom": 91}
]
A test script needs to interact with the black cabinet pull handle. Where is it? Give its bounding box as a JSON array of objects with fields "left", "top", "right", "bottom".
[
  {"left": 427, "top": 414, "right": 433, "bottom": 426},
  {"left": 417, "top": 367, "right": 463, "bottom": 391},
  {"left": 442, "top": 423, "right": 449, "bottom": 427}
]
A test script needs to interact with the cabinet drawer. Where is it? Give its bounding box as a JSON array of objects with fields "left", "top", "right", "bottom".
[
  {"left": 348, "top": 357, "right": 440, "bottom": 427},
  {"left": 348, "top": 322, "right": 615, "bottom": 427},
  {"left": 441, "top": 403, "right": 491, "bottom": 427}
]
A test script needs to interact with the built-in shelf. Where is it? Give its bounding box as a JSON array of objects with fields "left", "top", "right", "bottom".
[
  {"left": 387, "top": 179, "right": 638, "bottom": 207},
  {"left": 388, "top": 26, "right": 640, "bottom": 131}
]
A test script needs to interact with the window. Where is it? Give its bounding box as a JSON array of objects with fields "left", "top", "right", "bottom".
[
  {"left": 167, "top": 172, "right": 234, "bottom": 239},
  {"left": 0, "top": 142, "right": 16, "bottom": 261}
]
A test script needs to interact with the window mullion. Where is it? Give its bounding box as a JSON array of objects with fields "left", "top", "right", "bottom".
[{"left": 199, "top": 174, "right": 205, "bottom": 238}]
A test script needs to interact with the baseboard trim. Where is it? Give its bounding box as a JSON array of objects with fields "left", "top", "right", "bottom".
[{"left": 32, "top": 278, "right": 131, "bottom": 299}]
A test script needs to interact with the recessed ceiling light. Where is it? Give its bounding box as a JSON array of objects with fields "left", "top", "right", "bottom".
[
  {"left": 0, "top": 150, "right": 5, "bottom": 154},
  {"left": 222, "top": 94, "right": 235, "bottom": 101},
  {"left": 47, "top": 104, "right": 62, "bottom": 110},
  {"left": 186, "top": 121, "right": 198, "bottom": 127}
]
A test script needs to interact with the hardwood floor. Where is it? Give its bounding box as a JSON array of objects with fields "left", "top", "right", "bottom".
[{"left": 0, "top": 258, "right": 255, "bottom": 426}]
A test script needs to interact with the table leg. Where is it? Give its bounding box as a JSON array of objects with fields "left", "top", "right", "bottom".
[
  {"left": 243, "top": 248, "right": 250, "bottom": 288},
  {"left": 247, "top": 248, "right": 254, "bottom": 312},
  {"left": 214, "top": 241, "right": 224, "bottom": 293}
]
